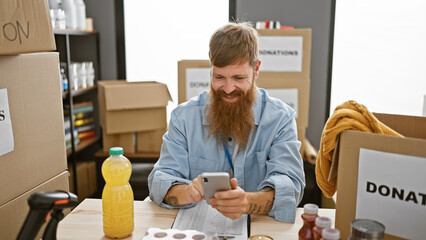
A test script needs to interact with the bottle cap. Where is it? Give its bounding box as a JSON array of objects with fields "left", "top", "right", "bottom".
[
  {"left": 315, "top": 216, "right": 332, "bottom": 228},
  {"left": 350, "top": 219, "right": 385, "bottom": 240},
  {"left": 109, "top": 147, "right": 123, "bottom": 155},
  {"left": 303, "top": 203, "right": 318, "bottom": 214},
  {"left": 322, "top": 228, "right": 340, "bottom": 240}
]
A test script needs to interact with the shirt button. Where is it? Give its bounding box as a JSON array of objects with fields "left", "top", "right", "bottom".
[{"left": 228, "top": 137, "right": 232, "bottom": 142}]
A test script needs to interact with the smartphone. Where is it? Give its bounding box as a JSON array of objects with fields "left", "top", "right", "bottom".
[{"left": 201, "top": 172, "right": 231, "bottom": 205}]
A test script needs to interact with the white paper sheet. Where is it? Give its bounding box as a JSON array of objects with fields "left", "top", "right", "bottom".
[
  {"left": 356, "top": 148, "right": 426, "bottom": 240},
  {"left": 259, "top": 36, "right": 303, "bottom": 72},
  {"left": 173, "top": 200, "right": 248, "bottom": 240},
  {"left": 186, "top": 68, "right": 211, "bottom": 101},
  {"left": 266, "top": 88, "right": 298, "bottom": 117},
  {"left": 0, "top": 88, "right": 14, "bottom": 157}
]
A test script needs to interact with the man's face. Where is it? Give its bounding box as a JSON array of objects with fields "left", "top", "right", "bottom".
[
  {"left": 211, "top": 60, "right": 260, "bottom": 103},
  {"left": 206, "top": 60, "right": 261, "bottom": 148}
]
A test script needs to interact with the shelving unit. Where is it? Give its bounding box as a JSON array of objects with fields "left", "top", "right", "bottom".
[{"left": 54, "top": 29, "right": 101, "bottom": 197}]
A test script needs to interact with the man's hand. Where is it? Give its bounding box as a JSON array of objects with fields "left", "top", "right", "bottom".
[
  {"left": 209, "top": 178, "right": 249, "bottom": 219},
  {"left": 210, "top": 178, "right": 275, "bottom": 219},
  {"left": 164, "top": 175, "right": 205, "bottom": 206}
]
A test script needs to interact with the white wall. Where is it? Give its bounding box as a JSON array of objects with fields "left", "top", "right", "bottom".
[
  {"left": 330, "top": 0, "right": 426, "bottom": 116},
  {"left": 124, "top": 0, "right": 229, "bottom": 120}
]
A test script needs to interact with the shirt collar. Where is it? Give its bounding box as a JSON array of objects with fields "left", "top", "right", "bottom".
[{"left": 202, "top": 87, "right": 262, "bottom": 126}]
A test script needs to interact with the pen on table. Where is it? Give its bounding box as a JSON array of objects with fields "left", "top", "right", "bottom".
[{"left": 218, "top": 236, "right": 235, "bottom": 239}]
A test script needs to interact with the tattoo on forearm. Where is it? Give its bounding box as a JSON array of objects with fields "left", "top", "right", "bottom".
[
  {"left": 164, "top": 195, "right": 179, "bottom": 206},
  {"left": 263, "top": 200, "right": 273, "bottom": 214},
  {"left": 248, "top": 204, "right": 253, "bottom": 213},
  {"left": 257, "top": 205, "right": 263, "bottom": 214}
]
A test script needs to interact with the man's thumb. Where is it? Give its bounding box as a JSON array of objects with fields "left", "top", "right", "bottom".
[{"left": 230, "top": 178, "right": 238, "bottom": 189}]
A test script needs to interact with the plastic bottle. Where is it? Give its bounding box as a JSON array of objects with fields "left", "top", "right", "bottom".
[
  {"left": 60, "top": 67, "right": 68, "bottom": 92},
  {"left": 313, "top": 216, "right": 332, "bottom": 240},
  {"left": 321, "top": 228, "right": 340, "bottom": 240},
  {"left": 74, "top": 0, "right": 86, "bottom": 30},
  {"left": 61, "top": 0, "right": 77, "bottom": 29},
  {"left": 298, "top": 203, "right": 319, "bottom": 240},
  {"left": 102, "top": 147, "right": 134, "bottom": 238}
]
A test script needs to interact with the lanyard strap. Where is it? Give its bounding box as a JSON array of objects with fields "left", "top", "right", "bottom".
[{"left": 223, "top": 144, "right": 234, "bottom": 173}]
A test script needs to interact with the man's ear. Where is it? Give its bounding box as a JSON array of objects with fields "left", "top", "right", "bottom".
[{"left": 254, "top": 60, "right": 261, "bottom": 79}]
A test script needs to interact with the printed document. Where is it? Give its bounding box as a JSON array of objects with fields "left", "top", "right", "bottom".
[{"left": 173, "top": 200, "right": 248, "bottom": 240}]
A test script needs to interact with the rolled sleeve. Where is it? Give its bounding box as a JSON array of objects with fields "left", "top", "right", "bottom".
[
  {"left": 257, "top": 111, "right": 305, "bottom": 223},
  {"left": 258, "top": 175, "right": 299, "bottom": 222},
  {"left": 148, "top": 107, "right": 195, "bottom": 209}
]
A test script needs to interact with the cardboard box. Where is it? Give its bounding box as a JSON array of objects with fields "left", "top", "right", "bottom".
[
  {"left": 0, "top": 171, "right": 69, "bottom": 240},
  {"left": 256, "top": 29, "right": 311, "bottom": 77},
  {"left": 0, "top": 0, "right": 56, "bottom": 55},
  {"left": 178, "top": 60, "right": 211, "bottom": 104},
  {"left": 0, "top": 52, "right": 67, "bottom": 206},
  {"left": 102, "top": 128, "right": 135, "bottom": 153},
  {"left": 334, "top": 113, "right": 426, "bottom": 240},
  {"left": 256, "top": 76, "right": 310, "bottom": 128},
  {"left": 137, "top": 128, "right": 167, "bottom": 153},
  {"left": 98, "top": 81, "right": 171, "bottom": 134},
  {"left": 256, "top": 29, "right": 311, "bottom": 128},
  {"left": 68, "top": 161, "right": 97, "bottom": 201}
]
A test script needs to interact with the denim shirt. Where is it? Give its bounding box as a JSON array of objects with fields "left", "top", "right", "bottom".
[{"left": 148, "top": 87, "right": 305, "bottom": 223}]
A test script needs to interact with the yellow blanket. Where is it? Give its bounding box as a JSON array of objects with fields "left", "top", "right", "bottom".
[{"left": 315, "top": 100, "right": 403, "bottom": 198}]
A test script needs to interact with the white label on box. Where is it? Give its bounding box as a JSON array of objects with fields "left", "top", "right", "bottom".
[
  {"left": 356, "top": 148, "right": 426, "bottom": 240},
  {"left": 258, "top": 36, "right": 303, "bottom": 72},
  {"left": 0, "top": 89, "right": 14, "bottom": 157},
  {"left": 266, "top": 88, "right": 298, "bottom": 118},
  {"left": 186, "top": 68, "right": 211, "bottom": 101}
]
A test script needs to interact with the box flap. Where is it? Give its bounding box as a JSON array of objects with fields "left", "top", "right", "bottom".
[
  {"left": 374, "top": 112, "right": 426, "bottom": 139},
  {"left": 99, "top": 81, "right": 172, "bottom": 111}
]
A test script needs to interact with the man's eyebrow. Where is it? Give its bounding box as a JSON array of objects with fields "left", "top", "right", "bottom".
[{"left": 233, "top": 74, "right": 248, "bottom": 78}]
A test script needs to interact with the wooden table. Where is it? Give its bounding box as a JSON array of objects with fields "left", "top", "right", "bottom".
[{"left": 57, "top": 198, "right": 335, "bottom": 240}]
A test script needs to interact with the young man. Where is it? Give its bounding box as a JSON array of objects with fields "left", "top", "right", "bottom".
[{"left": 148, "top": 22, "right": 305, "bottom": 222}]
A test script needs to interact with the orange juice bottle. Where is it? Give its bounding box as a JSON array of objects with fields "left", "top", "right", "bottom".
[{"left": 102, "top": 147, "right": 134, "bottom": 238}]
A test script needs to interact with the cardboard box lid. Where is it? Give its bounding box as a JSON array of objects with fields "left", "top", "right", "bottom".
[
  {"left": 0, "top": 0, "right": 56, "bottom": 55},
  {"left": 257, "top": 28, "right": 311, "bottom": 78},
  {"left": 98, "top": 81, "right": 172, "bottom": 111}
]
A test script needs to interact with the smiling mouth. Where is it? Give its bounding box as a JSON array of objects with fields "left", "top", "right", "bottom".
[{"left": 223, "top": 95, "right": 239, "bottom": 102}]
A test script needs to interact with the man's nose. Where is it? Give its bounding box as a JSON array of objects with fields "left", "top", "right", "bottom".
[{"left": 223, "top": 79, "right": 235, "bottom": 94}]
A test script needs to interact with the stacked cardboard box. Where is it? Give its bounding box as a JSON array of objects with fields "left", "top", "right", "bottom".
[
  {"left": 98, "top": 81, "right": 171, "bottom": 153},
  {"left": 177, "top": 29, "right": 311, "bottom": 144},
  {"left": 0, "top": 1, "right": 68, "bottom": 239}
]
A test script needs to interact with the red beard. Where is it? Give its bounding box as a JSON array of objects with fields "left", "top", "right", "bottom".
[{"left": 206, "top": 84, "right": 256, "bottom": 148}]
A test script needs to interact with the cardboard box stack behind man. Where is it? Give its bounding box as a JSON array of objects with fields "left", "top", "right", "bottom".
[
  {"left": 177, "top": 28, "right": 312, "bottom": 147},
  {"left": 0, "top": 0, "right": 69, "bottom": 239}
]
